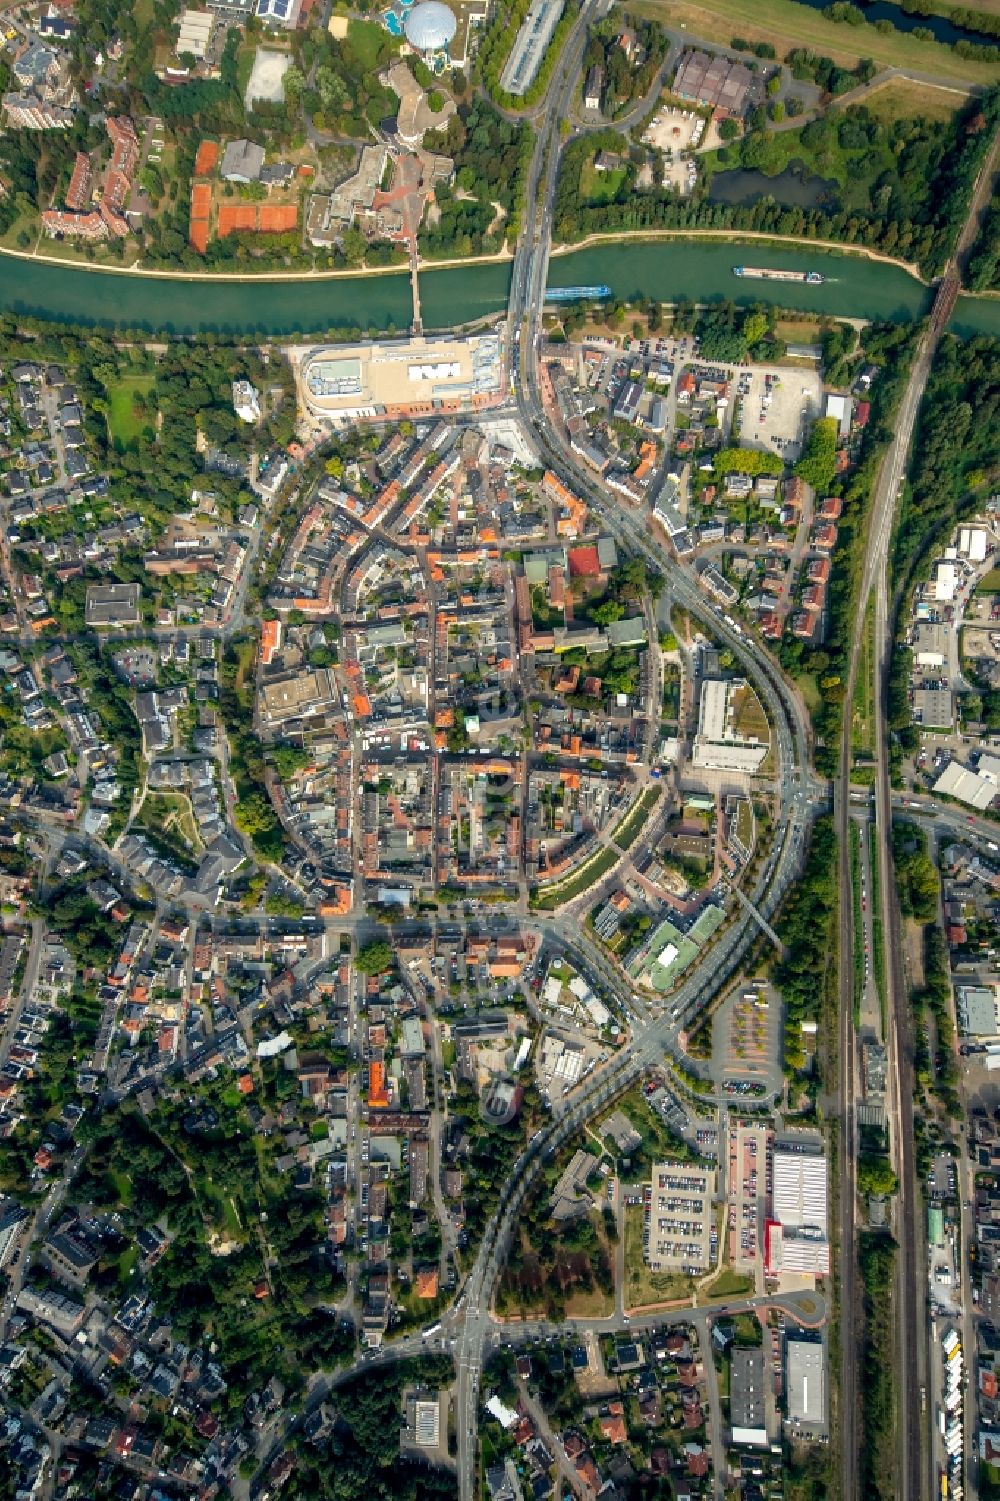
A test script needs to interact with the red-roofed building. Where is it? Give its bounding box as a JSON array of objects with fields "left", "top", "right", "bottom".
[
  {"left": 567, "top": 545, "right": 602, "bottom": 578},
  {"left": 65, "top": 151, "right": 94, "bottom": 211}
]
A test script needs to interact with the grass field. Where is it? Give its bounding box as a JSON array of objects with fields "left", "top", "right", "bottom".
[
  {"left": 775, "top": 316, "right": 824, "bottom": 346},
  {"left": 530, "top": 843, "right": 621, "bottom": 910},
  {"left": 632, "top": 0, "right": 1000, "bottom": 83},
  {"left": 136, "top": 790, "right": 202, "bottom": 855},
  {"left": 106, "top": 374, "right": 156, "bottom": 446},
  {"left": 851, "top": 596, "right": 875, "bottom": 758},
  {"left": 564, "top": 1272, "right": 616, "bottom": 1318},
  {"left": 976, "top": 567, "right": 1000, "bottom": 593},
  {"left": 841, "top": 77, "right": 969, "bottom": 127},
  {"left": 624, "top": 1204, "right": 696, "bottom": 1309},
  {"left": 580, "top": 156, "right": 629, "bottom": 204},
  {"left": 236, "top": 42, "right": 256, "bottom": 100},
  {"left": 346, "top": 17, "right": 393, "bottom": 71},
  {"left": 702, "top": 1266, "right": 754, "bottom": 1300},
  {"left": 795, "top": 670, "right": 823, "bottom": 718},
  {"left": 934, "top": 0, "right": 1000, "bottom": 16},
  {"left": 614, "top": 785, "right": 662, "bottom": 852}
]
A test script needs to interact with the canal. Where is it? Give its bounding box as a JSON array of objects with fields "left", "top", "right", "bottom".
[{"left": 1, "top": 239, "right": 998, "bottom": 338}]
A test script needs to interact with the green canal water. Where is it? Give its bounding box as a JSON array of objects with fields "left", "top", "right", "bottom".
[{"left": 1, "top": 239, "right": 998, "bottom": 338}]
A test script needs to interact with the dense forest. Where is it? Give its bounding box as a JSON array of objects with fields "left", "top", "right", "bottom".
[
  {"left": 894, "top": 333, "right": 1000, "bottom": 580},
  {"left": 858, "top": 1232, "right": 898, "bottom": 1501},
  {"left": 420, "top": 99, "right": 533, "bottom": 257},
  {"left": 967, "top": 196, "right": 1000, "bottom": 289},
  {"left": 70, "top": 1093, "right": 353, "bottom": 1403},
  {"left": 773, "top": 814, "right": 837, "bottom": 1075},
  {"left": 283, "top": 1358, "right": 457, "bottom": 1501},
  {"left": 554, "top": 86, "right": 1000, "bottom": 280}
]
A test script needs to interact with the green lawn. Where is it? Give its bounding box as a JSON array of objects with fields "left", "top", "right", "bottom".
[
  {"left": 702, "top": 1266, "right": 754, "bottom": 1301},
  {"left": 614, "top": 785, "right": 663, "bottom": 852},
  {"left": 843, "top": 77, "right": 967, "bottom": 127},
  {"left": 530, "top": 843, "right": 621, "bottom": 910},
  {"left": 796, "top": 670, "right": 822, "bottom": 718},
  {"left": 201, "top": 1178, "right": 244, "bottom": 1239},
  {"left": 106, "top": 374, "right": 156, "bottom": 447},
  {"left": 346, "top": 17, "right": 394, "bottom": 71},
  {"left": 580, "top": 157, "right": 629, "bottom": 205},
  {"left": 236, "top": 42, "right": 256, "bottom": 100},
  {"left": 976, "top": 567, "right": 1000, "bottom": 593},
  {"left": 851, "top": 596, "right": 875, "bottom": 759}
]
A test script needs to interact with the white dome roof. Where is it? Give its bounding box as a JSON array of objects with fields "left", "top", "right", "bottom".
[{"left": 404, "top": 0, "right": 456, "bottom": 50}]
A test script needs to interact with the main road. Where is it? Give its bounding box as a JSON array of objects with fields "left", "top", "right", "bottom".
[{"left": 451, "top": 13, "right": 825, "bottom": 1499}]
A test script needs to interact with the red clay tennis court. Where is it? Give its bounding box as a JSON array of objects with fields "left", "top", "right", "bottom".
[
  {"left": 190, "top": 183, "right": 211, "bottom": 219},
  {"left": 217, "top": 202, "right": 257, "bottom": 235},
  {"left": 257, "top": 203, "right": 297, "bottom": 232},
  {"left": 188, "top": 220, "right": 209, "bottom": 253},
  {"left": 194, "top": 140, "right": 219, "bottom": 176}
]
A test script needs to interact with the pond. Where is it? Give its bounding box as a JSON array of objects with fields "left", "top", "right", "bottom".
[
  {"left": 793, "top": 0, "right": 998, "bottom": 48},
  {"left": 708, "top": 165, "right": 840, "bottom": 211}
]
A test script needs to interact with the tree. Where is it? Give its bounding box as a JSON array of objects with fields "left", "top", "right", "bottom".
[
  {"left": 794, "top": 416, "right": 839, "bottom": 491},
  {"left": 858, "top": 1156, "right": 898, "bottom": 1196},
  {"left": 356, "top": 940, "right": 393, "bottom": 975},
  {"left": 718, "top": 116, "right": 740, "bottom": 141},
  {"left": 234, "top": 793, "right": 278, "bottom": 837},
  {"left": 593, "top": 599, "right": 624, "bottom": 625}
]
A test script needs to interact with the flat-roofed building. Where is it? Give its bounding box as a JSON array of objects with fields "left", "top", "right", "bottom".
[
  {"left": 765, "top": 1142, "right": 830, "bottom": 1279},
  {"left": 786, "top": 1337, "right": 827, "bottom": 1435},
  {"left": 730, "top": 1347, "right": 768, "bottom": 1448},
  {"left": 933, "top": 758, "right": 997, "bottom": 811},
  {"left": 299, "top": 333, "right": 505, "bottom": 425},
  {"left": 772, "top": 1145, "right": 828, "bottom": 1234},
  {"left": 259, "top": 668, "right": 339, "bottom": 728},
  {"left": 414, "top": 1398, "right": 440, "bottom": 1447},
  {"left": 692, "top": 676, "right": 769, "bottom": 773},
  {"left": 958, "top": 985, "right": 999, "bottom": 1038},
  {"left": 85, "top": 582, "right": 140, "bottom": 628},
  {"left": 913, "top": 686, "right": 953, "bottom": 729},
  {"left": 176, "top": 9, "right": 214, "bottom": 59},
  {"left": 305, "top": 143, "right": 387, "bottom": 242},
  {"left": 500, "top": 0, "right": 565, "bottom": 96}
]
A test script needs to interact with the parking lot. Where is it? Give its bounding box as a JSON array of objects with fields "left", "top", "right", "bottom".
[
  {"left": 712, "top": 983, "right": 782, "bottom": 1099},
  {"left": 642, "top": 105, "right": 707, "bottom": 154},
  {"left": 727, "top": 1119, "right": 772, "bottom": 1283},
  {"left": 737, "top": 368, "right": 822, "bottom": 461}
]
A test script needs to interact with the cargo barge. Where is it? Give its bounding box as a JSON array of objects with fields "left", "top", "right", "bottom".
[{"left": 733, "top": 266, "right": 825, "bottom": 285}]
